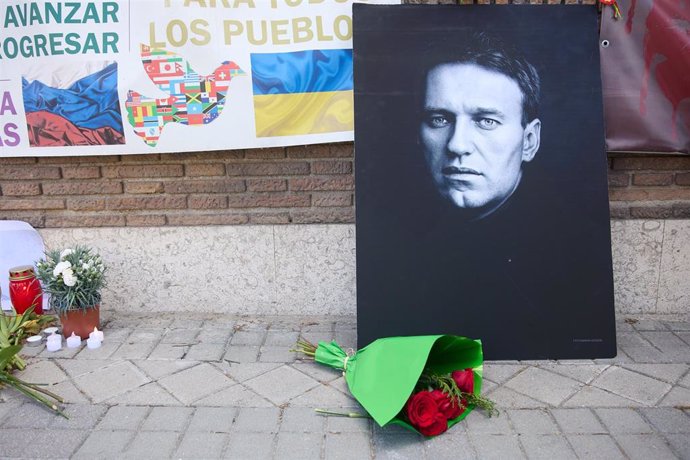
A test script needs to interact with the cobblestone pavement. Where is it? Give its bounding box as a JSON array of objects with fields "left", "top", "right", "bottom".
[{"left": 0, "top": 313, "right": 688, "bottom": 459}]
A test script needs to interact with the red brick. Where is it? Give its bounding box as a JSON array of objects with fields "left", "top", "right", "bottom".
[
  {"left": 44, "top": 215, "right": 126, "bottom": 227},
  {"left": 164, "top": 179, "right": 245, "bottom": 194},
  {"left": 0, "top": 213, "right": 45, "bottom": 228},
  {"left": 227, "top": 194, "right": 310, "bottom": 208},
  {"left": 613, "top": 156, "right": 690, "bottom": 171},
  {"left": 0, "top": 166, "right": 60, "bottom": 180},
  {"left": 245, "top": 148, "right": 286, "bottom": 159},
  {"left": 106, "top": 196, "right": 187, "bottom": 210},
  {"left": 289, "top": 177, "right": 354, "bottom": 191},
  {"left": 246, "top": 179, "right": 286, "bottom": 192},
  {"left": 62, "top": 166, "right": 101, "bottom": 179},
  {"left": 186, "top": 163, "right": 226, "bottom": 177},
  {"left": 608, "top": 173, "right": 629, "bottom": 187},
  {"left": 188, "top": 195, "right": 228, "bottom": 209},
  {"left": 632, "top": 173, "right": 673, "bottom": 186},
  {"left": 290, "top": 208, "right": 355, "bottom": 224},
  {"left": 608, "top": 203, "right": 630, "bottom": 219},
  {"left": 226, "top": 162, "right": 309, "bottom": 176},
  {"left": 286, "top": 143, "right": 353, "bottom": 159},
  {"left": 676, "top": 172, "right": 690, "bottom": 185},
  {"left": 312, "top": 161, "right": 352, "bottom": 175},
  {"left": 126, "top": 215, "right": 166, "bottom": 226},
  {"left": 609, "top": 188, "right": 690, "bottom": 201},
  {"left": 38, "top": 155, "right": 119, "bottom": 164},
  {"left": 67, "top": 198, "right": 106, "bottom": 211},
  {"left": 102, "top": 164, "right": 184, "bottom": 178},
  {"left": 161, "top": 150, "right": 244, "bottom": 161},
  {"left": 312, "top": 192, "right": 352, "bottom": 207},
  {"left": 120, "top": 154, "right": 161, "bottom": 162},
  {"left": 0, "top": 158, "right": 37, "bottom": 165},
  {"left": 124, "top": 182, "right": 164, "bottom": 194},
  {"left": 630, "top": 206, "right": 674, "bottom": 219},
  {"left": 166, "top": 213, "right": 249, "bottom": 225},
  {"left": 0, "top": 198, "right": 64, "bottom": 210},
  {"left": 43, "top": 181, "right": 122, "bottom": 195},
  {"left": 673, "top": 205, "right": 690, "bottom": 218},
  {"left": 547, "top": 0, "right": 562, "bottom": 4},
  {"left": 1, "top": 183, "right": 41, "bottom": 196},
  {"left": 495, "top": 0, "right": 510, "bottom": 4},
  {"left": 247, "top": 212, "right": 291, "bottom": 224}
]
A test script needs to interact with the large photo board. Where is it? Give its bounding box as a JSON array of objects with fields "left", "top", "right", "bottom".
[
  {"left": 0, "top": 0, "right": 395, "bottom": 157},
  {"left": 354, "top": 5, "right": 617, "bottom": 360}
]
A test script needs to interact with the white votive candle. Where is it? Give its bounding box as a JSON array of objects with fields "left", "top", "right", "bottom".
[
  {"left": 89, "top": 327, "right": 104, "bottom": 342},
  {"left": 66, "top": 332, "right": 81, "bottom": 348},
  {"left": 86, "top": 337, "right": 101, "bottom": 349},
  {"left": 26, "top": 335, "right": 43, "bottom": 347},
  {"left": 42, "top": 327, "right": 58, "bottom": 337},
  {"left": 46, "top": 333, "right": 62, "bottom": 352}
]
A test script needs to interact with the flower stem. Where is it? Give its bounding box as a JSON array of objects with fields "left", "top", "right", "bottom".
[{"left": 315, "top": 409, "right": 370, "bottom": 418}]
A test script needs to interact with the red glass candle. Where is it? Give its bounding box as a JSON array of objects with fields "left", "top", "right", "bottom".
[{"left": 9, "top": 265, "right": 43, "bottom": 315}]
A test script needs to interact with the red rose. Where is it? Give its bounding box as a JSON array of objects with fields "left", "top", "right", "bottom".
[
  {"left": 406, "top": 391, "right": 440, "bottom": 428},
  {"left": 418, "top": 412, "right": 448, "bottom": 437},
  {"left": 429, "top": 389, "right": 465, "bottom": 420},
  {"left": 452, "top": 368, "right": 474, "bottom": 394}
]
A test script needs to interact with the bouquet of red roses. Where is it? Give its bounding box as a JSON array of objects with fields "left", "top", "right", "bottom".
[{"left": 294, "top": 335, "right": 497, "bottom": 437}]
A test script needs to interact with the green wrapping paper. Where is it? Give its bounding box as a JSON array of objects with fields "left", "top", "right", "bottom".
[{"left": 314, "top": 335, "right": 483, "bottom": 432}]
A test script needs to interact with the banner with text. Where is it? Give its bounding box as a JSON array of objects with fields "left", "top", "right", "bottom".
[{"left": 0, "top": 0, "right": 396, "bottom": 157}]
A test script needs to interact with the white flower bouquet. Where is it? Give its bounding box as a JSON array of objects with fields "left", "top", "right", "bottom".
[{"left": 36, "top": 246, "right": 106, "bottom": 315}]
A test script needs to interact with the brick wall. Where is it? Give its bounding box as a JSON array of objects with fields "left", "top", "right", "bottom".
[{"left": 2, "top": 0, "right": 688, "bottom": 228}]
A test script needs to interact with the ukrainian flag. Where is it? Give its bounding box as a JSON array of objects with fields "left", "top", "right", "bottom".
[{"left": 251, "top": 49, "right": 354, "bottom": 137}]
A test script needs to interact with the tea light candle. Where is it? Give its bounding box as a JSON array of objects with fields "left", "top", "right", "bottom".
[
  {"left": 86, "top": 336, "right": 101, "bottom": 349},
  {"left": 66, "top": 332, "right": 81, "bottom": 348},
  {"left": 26, "top": 335, "right": 43, "bottom": 347},
  {"left": 46, "top": 333, "right": 62, "bottom": 352},
  {"left": 89, "top": 327, "right": 104, "bottom": 342},
  {"left": 42, "top": 327, "right": 58, "bottom": 337}
]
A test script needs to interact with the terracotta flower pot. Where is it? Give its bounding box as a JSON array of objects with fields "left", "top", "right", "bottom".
[{"left": 60, "top": 305, "right": 100, "bottom": 340}]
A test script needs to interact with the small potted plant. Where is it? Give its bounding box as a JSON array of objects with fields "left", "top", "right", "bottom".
[{"left": 36, "top": 246, "right": 106, "bottom": 339}]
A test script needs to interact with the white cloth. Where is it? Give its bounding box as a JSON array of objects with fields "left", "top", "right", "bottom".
[{"left": 0, "top": 221, "right": 46, "bottom": 311}]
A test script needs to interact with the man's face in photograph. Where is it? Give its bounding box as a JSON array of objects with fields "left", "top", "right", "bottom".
[{"left": 420, "top": 62, "right": 541, "bottom": 219}]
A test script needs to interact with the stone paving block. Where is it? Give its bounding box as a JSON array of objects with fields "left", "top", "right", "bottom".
[
  {"left": 55, "top": 358, "right": 112, "bottom": 378},
  {"left": 301, "top": 331, "right": 335, "bottom": 345},
  {"left": 483, "top": 364, "right": 526, "bottom": 385},
  {"left": 110, "top": 340, "right": 156, "bottom": 360},
  {"left": 128, "top": 328, "right": 165, "bottom": 342},
  {"left": 196, "top": 327, "right": 231, "bottom": 343},
  {"left": 259, "top": 346, "right": 297, "bottom": 363},
  {"left": 632, "top": 319, "right": 669, "bottom": 331},
  {"left": 225, "top": 432, "right": 275, "bottom": 459},
  {"left": 0, "top": 400, "right": 21, "bottom": 422},
  {"left": 214, "top": 361, "right": 281, "bottom": 382},
  {"left": 244, "top": 365, "right": 319, "bottom": 405},
  {"left": 325, "top": 432, "right": 372, "bottom": 460},
  {"left": 141, "top": 406, "right": 194, "bottom": 431},
  {"left": 291, "top": 362, "right": 341, "bottom": 383},
  {"left": 465, "top": 410, "right": 513, "bottom": 434},
  {"left": 231, "top": 330, "right": 266, "bottom": 346},
  {"left": 48, "top": 379, "right": 91, "bottom": 404},
  {"left": 468, "top": 434, "right": 525, "bottom": 459},
  {"left": 131, "top": 359, "right": 198, "bottom": 380},
  {"left": 187, "top": 406, "right": 238, "bottom": 432},
  {"left": 15, "top": 360, "right": 68, "bottom": 385},
  {"left": 158, "top": 363, "right": 233, "bottom": 405},
  {"left": 233, "top": 407, "right": 281, "bottom": 432},
  {"left": 507, "top": 409, "right": 559, "bottom": 434},
  {"left": 537, "top": 364, "right": 609, "bottom": 384},
  {"left": 504, "top": 367, "right": 582, "bottom": 406},
  {"left": 678, "top": 331, "right": 690, "bottom": 346},
  {"left": 591, "top": 367, "right": 672, "bottom": 405},
  {"left": 73, "top": 430, "right": 135, "bottom": 458},
  {"left": 101, "top": 327, "right": 133, "bottom": 342},
  {"left": 642, "top": 331, "right": 690, "bottom": 361},
  {"left": 2, "top": 402, "right": 55, "bottom": 428},
  {"left": 678, "top": 370, "right": 690, "bottom": 388},
  {"left": 19, "top": 344, "right": 44, "bottom": 357},
  {"left": 658, "top": 385, "right": 690, "bottom": 407},
  {"left": 49, "top": 403, "right": 107, "bottom": 430},
  {"left": 519, "top": 435, "right": 576, "bottom": 459},
  {"left": 327, "top": 408, "right": 371, "bottom": 433},
  {"left": 265, "top": 330, "right": 300, "bottom": 346},
  {"left": 640, "top": 407, "right": 690, "bottom": 433},
  {"left": 615, "top": 434, "right": 678, "bottom": 460},
  {"left": 147, "top": 342, "right": 187, "bottom": 360},
  {"left": 97, "top": 405, "right": 150, "bottom": 430},
  {"left": 74, "top": 339, "right": 122, "bottom": 359},
  {"left": 39, "top": 342, "right": 82, "bottom": 359},
  {"left": 665, "top": 433, "right": 690, "bottom": 459},
  {"left": 621, "top": 363, "right": 689, "bottom": 384},
  {"left": 288, "top": 382, "right": 355, "bottom": 408},
  {"left": 170, "top": 318, "right": 205, "bottom": 329},
  {"left": 109, "top": 381, "right": 182, "bottom": 406},
  {"left": 567, "top": 434, "right": 626, "bottom": 460},
  {"left": 373, "top": 432, "right": 425, "bottom": 460},
  {"left": 595, "top": 408, "right": 654, "bottom": 434},
  {"left": 124, "top": 430, "right": 180, "bottom": 458},
  {"left": 620, "top": 343, "right": 675, "bottom": 363},
  {"left": 423, "top": 432, "right": 477, "bottom": 459},
  {"left": 202, "top": 318, "right": 236, "bottom": 331},
  {"left": 300, "top": 320, "right": 334, "bottom": 333},
  {"left": 275, "top": 432, "right": 323, "bottom": 460},
  {"left": 334, "top": 330, "right": 357, "bottom": 348},
  {"left": 223, "top": 345, "right": 260, "bottom": 363},
  {"left": 551, "top": 408, "right": 606, "bottom": 434},
  {"left": 175, "top": 431, "right": 228, "bottom": 458},
  {"left": 73, "top": 361, "right": 150, "bottom": 403},
  {"left": 194, "top": 384, "right": 274, "bottom": 407},
  {"left": 161, "top": 328, "right": 200, "bottom": 344},
  {"left": 184, "top": 342, "right": 225, "bottom": 361},
  {"left": 563, "top": 385, "right": 639, "bottom": 408},
  {"left": 484, "top": 386, "right": 546, "bottom": 409},
  {"left": 0, "top": 428, "right": 88, "bottom": 458},
  {"left": 280, "top": 406, "right": 327, "bottom": 432}
]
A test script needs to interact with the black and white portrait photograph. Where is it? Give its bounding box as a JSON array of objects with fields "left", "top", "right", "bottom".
[{"left": 354, "top": 5, "right": 617, "bottom": 359}]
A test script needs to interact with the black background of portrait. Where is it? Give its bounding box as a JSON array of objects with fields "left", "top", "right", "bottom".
[{"left": 353, "top": 5, "right": 617, "bottom": 360}]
